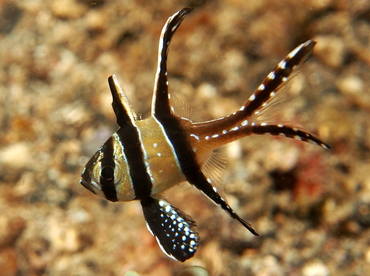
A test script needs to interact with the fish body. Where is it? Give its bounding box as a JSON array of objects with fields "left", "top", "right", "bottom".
[{"left": 80, "top": 8, "right": 329, "bottom": 262}]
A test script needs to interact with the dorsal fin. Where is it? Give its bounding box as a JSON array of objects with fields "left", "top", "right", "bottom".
[
  {"left": 151, "top": 8, "right": 194, "bottom": 118},
  {"left": 171, "top": 94, "right": 193, "bottom": 120},
  {"left": 108, "top": 74, "right": 137, "bottom": 127}
]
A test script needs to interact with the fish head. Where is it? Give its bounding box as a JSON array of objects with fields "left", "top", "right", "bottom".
[{"left": 80, "top": 135, "right": 135, "bottom": 202}]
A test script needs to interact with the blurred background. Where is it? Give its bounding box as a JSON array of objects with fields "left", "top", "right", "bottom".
[{"left": 0, "top": 0, "right": 369, "bottom": 275}]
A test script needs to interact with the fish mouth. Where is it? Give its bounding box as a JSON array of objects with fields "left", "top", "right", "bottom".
[{"left": 79, "top": 178, "right": 97, "bottom": 195}]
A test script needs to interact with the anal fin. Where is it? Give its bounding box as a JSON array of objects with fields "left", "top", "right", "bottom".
[{"left": 140, "top": 197, "right": 199, "bottom": 262}]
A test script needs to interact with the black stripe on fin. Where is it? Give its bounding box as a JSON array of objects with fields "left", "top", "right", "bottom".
[
  {"left": 152, "top": 7, "right": 193, "bottom": 117},
  {"left": 241, "top": 40, "right": 316, "bottom": 117},
  {"left": 108, "top": 76, "right": 153, "bottom": 200},
  {"left": 108, "top": 75, "right": 137, "bottom": 127},
  {"left": 141, "top": 197, "right": 199, "bottom": 262},
  {"left": 252, "top": 124, "right": 331, "bottom": 149}
]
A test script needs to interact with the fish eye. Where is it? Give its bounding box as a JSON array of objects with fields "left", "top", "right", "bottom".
[{"left": 101, "top": 166, "right": 114, "bottom": 181}]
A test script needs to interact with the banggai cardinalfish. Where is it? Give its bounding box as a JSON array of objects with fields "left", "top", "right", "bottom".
[{"left": 80, "top": 8, "right": 330, "bottom": 262}]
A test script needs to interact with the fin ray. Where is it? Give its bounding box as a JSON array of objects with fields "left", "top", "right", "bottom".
[{"left": 202, "top": 149, "right": 227, "bottom": 187}]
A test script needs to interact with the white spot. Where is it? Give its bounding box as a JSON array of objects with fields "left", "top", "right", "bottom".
[
  {"left": 205, "top": 136, "right": 210, "bottom": 140},
  {"left": 153, "top": 143, "right": 158, "bottom": 148},
  {"left": 293, "top": 128, "right": 298, "bottom": 132},
  {"left": 288, "top": 44, "right": 303, "bottom": 58},
  {"left": 213, "top": 186, "right": 218, "bottom": 193},
  {"left": 258, "top": 84, "right": 265, "bottom": 91},
  {"left": 230, "top": 126, "right": 239, "bottom": 131},
  {"left": 190, "top": 234, "right": 195, "bottom": 239},
  {"left": 262, "top": 102, "right": 268, "bottom": 107},
  {"left": 212, "top": 134, "right": 219, "bottom": 138},
  {"left": 249, "top": 94, "right": 256, "bottom": 101},
  {"left": 277, "top": 124, "right": 284, "bottom": 128},
  {"left": 207, "top": 178, "right": 212, "bottom": 183},
  {"left": 159, "top": 170, "right": 163, "bottom": 173},
  {"left": 251, "top": 122, "right": 256, "bottom": 126},
  {"left": 182, "top": 236, "right": 187, "bottom": 241},
  {"left": 165, "top": 205, "right": 171, "bottom": 212},
  {"left": 278, "top": 60, "right": 287, "bottom": 69},
  {"left": 254, "top": 110, "right": 260, "bottom": 115},
  {"left": 181, "top": 245, "right": 185, "bottom": 250},
  {"left": 157, "top": 153, "right": 162, "bottom": 157},
  {"left": 279, "top": 133, "right": 285, "bottom": 137},
  {"left": 270, "top": 92, "right": 276, "bottom": 97},
  {"left": 190, "top": 241, "right": 196, "bottom": 246},
  {"left": 159, "top": 200, "right": 165, "bottom": 207},
  {"left": 268, "top": 72, "right": 275, "bottom": 79},
  {"left": 294, "top": 136, "right": 302, "bottom": 141},
  {"left": 190, "top": 134, "right": 200, "bottom": 140},
  {"left": 282, "top": 77, "right": 288, "bottom": 82},
  {"left": 178, "top": 222, "right": 183, "bottom": 229},
  {"left": 239, "top": 106, "right": 245, "bottom": 111},
  {"left": 222, "top": 130, "right": 228, "bottom": 134},
  {"left": 241, "top": 120, "right": 249, "bottom": 126},
  {"left": 261, "top": 123, "right": 267, "bottom": 126}
]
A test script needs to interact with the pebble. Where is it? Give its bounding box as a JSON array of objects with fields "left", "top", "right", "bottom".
[
  {"left": 178, "top": 266, "right": 209, "bottom": 276},
  {"left": 0, "top": 216, "right": 26, "bottom": 248},
  {"left": 0, "top": 247, "right": 18, "bottom": 276},
  {"left": 50, "top": 0, "right": 87, "bottom": 19},
  {"left": 337, "top": 75, "right": 364, "bottom": 96},
  {"left": 314, "top": 35, "right": 345, "bottom": 68},
  {"left": 302, "top": 260, "right": 329, "bottom": 276},
  {"left": 0, "top": 143, "right": 31, "bottom": 169}
]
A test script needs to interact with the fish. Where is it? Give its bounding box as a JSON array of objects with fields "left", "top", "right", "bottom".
[{"left": 80, "top": 7, "right": 330, "bottom": 262}]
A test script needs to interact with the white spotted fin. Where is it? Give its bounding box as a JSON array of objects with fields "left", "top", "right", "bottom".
[{"left": 141, "top": 197, "right": 199, "bottom": 262}]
